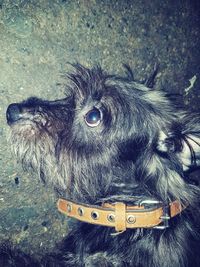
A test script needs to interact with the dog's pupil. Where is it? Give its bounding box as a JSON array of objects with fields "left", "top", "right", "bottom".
[{"left": 85, "top": 108, "right": 101, "bottom": 127}]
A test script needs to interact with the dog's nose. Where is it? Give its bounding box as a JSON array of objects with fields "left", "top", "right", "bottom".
[{"left": 6, "top": 103, "right": 22, "bottom": 125}]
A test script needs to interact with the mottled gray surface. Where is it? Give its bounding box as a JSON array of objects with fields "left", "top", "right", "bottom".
[{"left": 0, "top": 0, "right": 200, "bottom": 257}]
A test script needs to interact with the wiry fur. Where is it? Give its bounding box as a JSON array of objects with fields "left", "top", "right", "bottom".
[{"left": 2, "top": 64, "right": 200, "bottom": 267}]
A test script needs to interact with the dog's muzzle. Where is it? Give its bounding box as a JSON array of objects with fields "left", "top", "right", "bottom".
[{"left": 57, "top": 199, "right": 186, "bottom": 232}]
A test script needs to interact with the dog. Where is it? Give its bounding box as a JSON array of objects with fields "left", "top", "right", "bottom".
[{"left": 2, "top": 64, "right": 200, "bottom": 267}]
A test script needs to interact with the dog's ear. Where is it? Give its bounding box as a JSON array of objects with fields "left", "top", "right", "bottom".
[{"left": 157, "top": 114, "right": 200, "bottom": 171}]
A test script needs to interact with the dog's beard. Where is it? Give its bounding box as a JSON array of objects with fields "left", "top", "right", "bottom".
[
  {"left": 8, "top": 121, "right": 200, "bottom": 206},
  {"left": 8, "top": 121, "right": 68, "bottom": 191}
]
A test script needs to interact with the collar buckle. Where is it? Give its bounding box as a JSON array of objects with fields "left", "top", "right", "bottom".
[
  {"left": 153, "top": 206, "right": 170, "bottom": 229},
  {"left": 139, "top": 199, "right": 170, "bottom": 229}
]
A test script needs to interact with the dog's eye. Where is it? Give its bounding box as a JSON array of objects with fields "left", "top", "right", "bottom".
[{"left": 84, "top": 108, "right": 102, "bottom": 127}]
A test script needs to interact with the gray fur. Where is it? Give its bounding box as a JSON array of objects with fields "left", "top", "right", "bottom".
[{"left": 2, "top": 64, "right": 200, "bottom": 267}]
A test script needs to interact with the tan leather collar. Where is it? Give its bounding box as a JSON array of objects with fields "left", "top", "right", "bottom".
[{"left": 57, "top": 198, "right": 186, "bottom": 232}]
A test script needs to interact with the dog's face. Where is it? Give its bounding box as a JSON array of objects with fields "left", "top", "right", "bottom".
[{"left": 6, "top": 64, "right": 200, "bottom": 204}]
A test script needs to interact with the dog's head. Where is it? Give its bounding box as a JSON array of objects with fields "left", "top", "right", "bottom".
[{"left": 6, "top": 64, "right": 200, "bottom": 205}]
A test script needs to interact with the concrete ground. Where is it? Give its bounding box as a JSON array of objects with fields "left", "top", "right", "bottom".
[{"left": 0, "top": 0, "right": 200, "bottom": 257}]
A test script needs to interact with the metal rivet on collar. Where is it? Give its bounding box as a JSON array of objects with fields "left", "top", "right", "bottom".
[
  {"left": 78, "top": 207, "right": 84, "bottom": 216},
  {"left": 91, "top": 211, "right": 99, "bottom": 220},
  {"left": 67, "top": 204, "right": 72, "bottom": 213},
  {"left": 127, "top": 215, "right": 136, "bottom": 224},
  {"left": 107, "top": 214, "right": 115, "bottom": 222}
]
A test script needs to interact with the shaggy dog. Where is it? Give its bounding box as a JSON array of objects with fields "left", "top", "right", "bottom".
[{"left": 2, "top": 64, "right": 200, "bottom": 267}]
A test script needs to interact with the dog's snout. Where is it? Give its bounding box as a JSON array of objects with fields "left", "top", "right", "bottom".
[{"left": 6, "top": 103, "right": 22, "bottom": 125}]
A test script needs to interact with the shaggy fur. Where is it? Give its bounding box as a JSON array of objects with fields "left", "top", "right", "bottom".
[{"left": 2, "top": 64, "right": 200, "bottom": 267}]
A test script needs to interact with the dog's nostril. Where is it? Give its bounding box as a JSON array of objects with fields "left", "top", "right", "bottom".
[{"left": 6, "top": 103, "right": 22, "bottom": 125}]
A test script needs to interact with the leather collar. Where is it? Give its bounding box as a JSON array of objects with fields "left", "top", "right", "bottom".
[{"left": 57, "top": 198, "right": 186, "bottom": 232}]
